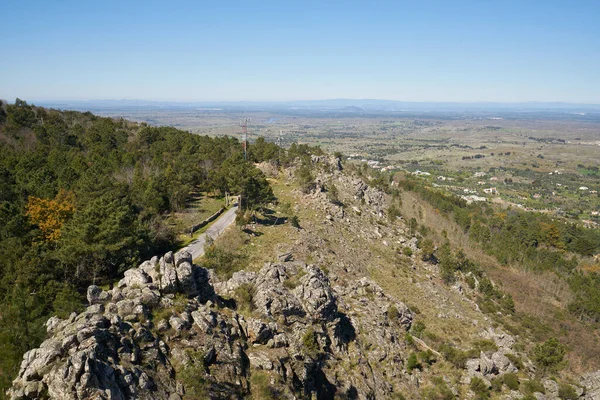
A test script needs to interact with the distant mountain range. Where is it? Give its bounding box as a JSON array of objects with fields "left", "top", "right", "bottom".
[{"left": 32, "top": 98, "right": 600, "bottom": 113}]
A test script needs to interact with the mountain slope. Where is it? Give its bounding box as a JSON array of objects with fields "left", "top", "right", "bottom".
[{"left": 9, "top": 155, "right": 600, "bottom": 399}]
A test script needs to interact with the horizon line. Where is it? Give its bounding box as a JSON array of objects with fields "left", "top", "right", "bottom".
[{"left": 21, "top": 98, "right": 600, "bottom": 106}]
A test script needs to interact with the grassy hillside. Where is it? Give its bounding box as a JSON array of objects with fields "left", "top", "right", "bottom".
[
  {"left": 199, "top": 156, "right": 600, "bottom": 397},
  {"left": 390, "top": 172, "right": 600, "bottom": 373}
]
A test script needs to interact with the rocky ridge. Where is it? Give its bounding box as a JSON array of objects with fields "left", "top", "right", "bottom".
[
  {"left": 9, "top": 156, "right": 600, "bottom": 399},
  {"left": 8, "top": 247, "right": 415, "bottom": 399}
]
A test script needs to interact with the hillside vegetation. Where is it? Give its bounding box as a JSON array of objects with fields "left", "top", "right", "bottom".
[
  {"left": 0, "top": 100, "right": 276, "bottom": 391},
  {"left": 2, "top": 103, "right": 600, "bottom": 399}
]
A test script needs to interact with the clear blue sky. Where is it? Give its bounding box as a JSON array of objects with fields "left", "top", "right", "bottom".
[{"left": 1, "top": 0, "right": 599, "bottom": 103}]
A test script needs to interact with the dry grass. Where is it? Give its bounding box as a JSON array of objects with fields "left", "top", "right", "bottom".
[
  {"left": 167, "top": 191, "right": 225, "bottom": 241},
  {"left": 398, "top": 187, "right": 600, "bottom": 373}
]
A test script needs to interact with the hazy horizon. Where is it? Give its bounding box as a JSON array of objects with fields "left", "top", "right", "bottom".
[{"left": 2, "top": 1, "right": 599, "bottom": 103}]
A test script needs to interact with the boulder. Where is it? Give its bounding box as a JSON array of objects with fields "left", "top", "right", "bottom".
[
  {"left": 492, "top": 352, "right": 517, "bottom": 374},
  {"left": 271, "top": 333, "right": 289, "bottom": 348},
  {"left": 293, "top": 265, "right": 337, "bottom": 321},
  {"left": 176, "top": 261, "right": 197, "bottom": 295},
  {"left": 140, "top": 256, "right": 160, "bottom": 283},
  {"left": 466, "top": 358, "right": 481, "bottom": 375},
  {"left": 192, "top": 308, "right": 217, "bottom": 333},
  {"left": 248, "top": 352, "right": 274, "bottom": 370},
  {"left": 175, "top": 250, "right": 192, "bottom": 267},
  {"left": 87, "top": 285, "right": 111, "bottom": 305},
  {"left": 140, "top": 288, "right": 161, "bottom": 307},
  {"left": 121, "top": 268, "right": 150, "bottom": 288},
  {"left": 581, "top": 371, "right": 600, "bottom": 399},
  {"left": 159, "top": 254, "right": 178, "bottom": 294},
  {"left": 116, "top": 300, "right": 136, "bottom": 317},
  {"left": 479, "top": 352, "right": 496, "bottom": 376},
  {"left": 246, "top": 318, "right": 273, "bottom": 344},
  {"left": 253, "top": 264, "right": 305, "bottom": 320},
  {"left": 542, "top": 379, "right": 559, "bottom": 398},
  {"left": 169, "top": 316, "right": 190, "bottom": 333}
]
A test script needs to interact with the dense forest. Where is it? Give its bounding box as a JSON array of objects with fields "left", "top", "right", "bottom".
[
  {"left": 0, "top": 99, "right": 278, "bottom": 390},
  {"left": 397, "top": 176, "right": 600, "bottom": 323}
]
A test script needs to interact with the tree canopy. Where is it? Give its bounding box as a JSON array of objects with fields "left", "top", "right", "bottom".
[{"left": 0, "top": 100, "right": 280, "bottom": 391}]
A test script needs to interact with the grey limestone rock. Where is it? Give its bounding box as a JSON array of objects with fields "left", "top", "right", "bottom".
[
  {"left": 581, "top": 371, "right": 600, "bottom": 399},
  {"left": 176, "top": 261, "right": 197, "bottom": 295},
  {"left": 121, "top": 268, "right": 150, "bottom": 288},
  {"left": 87, "top": 285, "right": 112, "bottom": 305},
  {"left": 293, "top": 265, "right": 337, "bottom": 321}
]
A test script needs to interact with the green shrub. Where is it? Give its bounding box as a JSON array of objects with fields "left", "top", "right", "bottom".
[
  {"left": 478, "top": 277, "right": 497, "bottom": 298},
  {"left": 506, "top": 353, "right": 525, "bottom": 370},
  {"left": 568, "top": 272, "right": 600, "bottom": 322},
  {"left": 470, "top": 376, "right": 490, "bottom": 399},
  {"left": 520, "top": 395, "right": 537, "bottom": 400},
  {"left": 52, "top": 284, "right": 84, "bottom": 318},
  {"left": 234, "top": 283, "right": 256, "bottom": 314},
  {"left": 411, "top": 321, "right": 426, "bottom": 338},
  {"left": 533, "top": 338, "right": 566, "bottom": 373},
  {"left": 152, "top": 306, "right": 174, "bottom": 323},
  {"left": 290, "top": 215, "right": 300, "bottom": 229},
  {"left": 418, "top": 350, "right": 436, "bottom": 366},
  {"left": 500, "top": 295, "right": 516, "bottom": 313},
  {"left": 326, "top": 183, "right": 342, "bottom": 205},
  {"left": 420, "top": 377, "right": 454, "bottom": 400},
  {"left": 202, "top": 244, "right": 246, "bottom": 279},
  {"left": 295, "top": 163, "right": 315, "bottom": 193},
  {"left": 387, "top": 305, "right": 399, "bottom": 321},
  {"left": 558, "top": 383, "right": 578, "bottom": 400},
  {"left": 472, "top": 339, "right": 498, "bottom": 353},
  {"left": 465, "top": 274, "right": 476, "bottom": 289},
  {"left": 438, "top": 344, "right": 469, "bottom": 368},
  {"left": 402, "top": 246, "right": 413, "bottom": 257},
  {"left": 301, "top": 328, "right": 320, "bottom": 357},
  {"left": 404, "top": 332, "right": 416, "bottom": 347},
  {"left": 477, "top": 297, "right": 499, "bottom": 314},
  {"left": 283, "top": 270, "right": 306, "bottom": 290},
  {"left": 172, "top": 293, "right": 189, "bottom": 314},
  {"left": 388, "top": 204, "right": 402, "bottom": 222},
  {"left": 491, "top": 376, "right": 503, "bottom": 392},
  {"left": 406, "top": 353, "right": 422, "bottom": 373},
  {"left": 177, "top": 350, "right": 207, "bottom": 399},
  {"left": 503, "top": 373, "right": 520, "bottom": 390},
  {"left": 521, "top": 379, "right": 545, "bottom": 395},
  {"left": 419, "top": 238, "right": 435, "bottom": 262}
]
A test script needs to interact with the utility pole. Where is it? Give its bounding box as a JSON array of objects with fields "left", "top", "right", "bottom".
[
  {"left": 277, "top": 130, "right": 283, "bottom": 163},
  {"left": 240, "top": 118, "right": 249, "bottom": 160}
]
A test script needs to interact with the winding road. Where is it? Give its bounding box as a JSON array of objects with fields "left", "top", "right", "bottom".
[{"left": 176, "top": 204, "right": 239, "bottom": 260}]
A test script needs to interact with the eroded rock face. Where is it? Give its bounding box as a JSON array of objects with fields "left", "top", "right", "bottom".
[
  {"left": 293, "top": 265, "right": 337, "bottom": 321},
  {"left": 252, "top": 263, "right": 305, "bottom": 321},
  {"left": 581, "top": 371, "right": 600, "bottom": 399},
  {"left": 10, "top": 255, "right": 417, "bottom": 400},
  {"left": 8, "top": 251, "right": 213, "bottom": 400}
]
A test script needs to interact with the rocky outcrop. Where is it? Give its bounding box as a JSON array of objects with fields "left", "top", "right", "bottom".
[
  {"left": 466, "top": 351, "right": 518, "bottom": 378},
  {"left": 9, "top": 254, "right": 416, "bottom": 400},
  {"left": 8, "top": 249, "right": 217, "bottom": 400},
  {"left": 581, "top": 371, "right": 600, "bottom": 399}
]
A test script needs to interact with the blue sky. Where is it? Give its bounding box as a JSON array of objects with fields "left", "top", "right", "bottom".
[{"left": 1, "top": 0, "right": 599, "bottom": 102}]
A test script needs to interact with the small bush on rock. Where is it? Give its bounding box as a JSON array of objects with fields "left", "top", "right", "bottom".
[
  {"left": 558, "top": 383, "right": 578, "bottom": 400},
  {"left": 470, "top": 376, "right": 490, "bottom": 399}
]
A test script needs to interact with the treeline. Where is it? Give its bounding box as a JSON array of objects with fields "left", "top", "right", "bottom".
[
  {"left": 397, "top": 176, "right": 600, "bottom": 323},
  {"left": 0, "top": 99, "right": 278, "bottom": 389}
]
